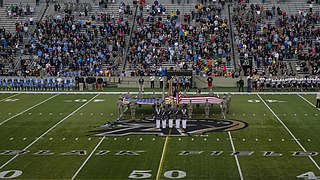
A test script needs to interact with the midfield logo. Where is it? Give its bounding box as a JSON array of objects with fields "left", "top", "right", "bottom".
[{"left": 89, "top": 118, "right": 248, "bottom": 137}]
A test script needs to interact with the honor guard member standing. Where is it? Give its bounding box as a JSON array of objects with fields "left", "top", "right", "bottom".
[
  {"left": 155, "top": 103, "right": 161, "bottom": 128},
  {"left": 226, "top": 93, "right": 231, "bottom": 113},
  {"left": 150, "top": 74, "right": 155, "bottom": 88},
  {"left": 117, "top": 96, "right": 124, "bottom": 119},
  {"left": 174, "top": 105, "right": 181, "bottom": 128},
  {"left": 316, "top": 92, "right": 320, "bottom": 109},
  {"left": 167, "top": 104, "right": 173, "bottom": 128},
  {"left": 161, "top": 106, "right": 167, "bottom": 128},
  {"left": 181, "top": 105, "right": 187, "bottom": 129},
  {"left": 188, "top": 100, "right": 193, "bottom": 118},
  {"left": 138, "top": 77, "right": 144, "bottom": 92},
  {"left": 130, "top": 99, "right": 137, "bottom": 119},
  {"left": 221, "top": 96, "right": 227, "bottom": 119},
  {"left": 204, "top": 99, "right": 210, "bottom": 118}
]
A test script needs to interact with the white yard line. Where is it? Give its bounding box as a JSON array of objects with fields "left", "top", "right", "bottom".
[
  {"left": 228, "top": 131, "right": 244, "bottom": 180},
  {"left": 257, "top": 94, "right": 320, "bottom": 171},
  {"left": 0, "top": 94, "right": 60, "bottom": 126},
  {"left": 0, "top": 94, "right": 100, "bottom": 170},
  {"left": 297, "top": 94, "right": 319, "bottom": 110},
  {"left": 0, "top": 93, "right": 20, "bottom": 102},
  {"left": 71, "top": 137, "right": 105, "bottom": 180},
  {"left": 71, "top": 107, "right": 128, "bottom": 180},
  {"left": 0, "top": 91, "right": 318, "bottom": 95}
]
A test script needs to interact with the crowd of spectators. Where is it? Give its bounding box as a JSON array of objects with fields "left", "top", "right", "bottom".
[
  {"left": 11, "top": 2, "right": 134, "bottom": 77},
  {"left": 233, "top": 3, "right": 320, "bottom": 76},
  {"left": 126, "top": 0, "right": 231, "bottom": 77},
  {"left": 0, "top": 1, "right": 319, "bottom": 80},
  {"left": 6, "top": 3, "right": 35, "bottom": 17}
]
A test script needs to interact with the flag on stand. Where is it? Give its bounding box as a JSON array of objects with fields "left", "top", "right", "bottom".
[{"left": 176, "top": 90, "right": 182, "bottom": 105}]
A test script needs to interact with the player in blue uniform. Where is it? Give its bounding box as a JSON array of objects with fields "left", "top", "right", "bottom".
[
  {"left": 64, "top": 78, "right": 69, "bottom": 91},
  {"left": 52, "top": 78, "right": 56, "bottom": 91},
  {"left": 12, "top": 78, "right": 17, "bottom": 91},
  {"left": 69, "top": 78, "right": 74, "bottom": 91},
  {"left": 40, "top": 78, "right": 45, "bottom": 91},
  {"left": 29, "top": 78, "right": 34, "bottom": 90},
  {"left": 23, "top": 78, "right": 28, "bottom": 91},
  {"left": 4, "top": 78, "right": 8, "bottom": 90},
  {"left": 35, "top": 78, "right": 40, "bottom": 91},
  {"left": 46, "top": 78, "right": 51, "bottom": 91},
  {"left": 17, "top": 78, "right": 21, "bottom": 91}
]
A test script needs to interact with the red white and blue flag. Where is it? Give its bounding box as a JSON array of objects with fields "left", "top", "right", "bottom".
[{"left": 166, "top": 96, "right": 222, "bottom": 105}]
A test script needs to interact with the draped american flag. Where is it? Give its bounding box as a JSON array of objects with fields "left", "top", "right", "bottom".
[
  {"left": 122, "top": 97, "right": 222, "bottom": 105},
  {"left": 123, "top": 98, "right": 162, "bottom": 105},
  {"left": 166, "top": 96, "right": 223, "bottom": 104}
]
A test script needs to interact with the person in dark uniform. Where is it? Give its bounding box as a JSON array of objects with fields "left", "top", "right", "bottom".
[
  {"left": 238, "top": 77, "right": 244, "bottom": 92},
  {"left": 138, "top": 77, "right": 144, "bottom": 92},
  {"left": 155, "top": 103, "right": 161, "bottom": 128},
  {"left": 161, "top": 106, "right": 167, "bottom": 128},
  {"left": 181, "top": 104, "right": 187, "bottom": 129},
  {"left": 316, "top": 92, "right": 320, "bottom": 109}
]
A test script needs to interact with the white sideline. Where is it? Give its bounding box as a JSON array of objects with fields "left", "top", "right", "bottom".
[
  {"left": 0, "top": 91, "right": 318, "bottom": 95},
  {"left": 71, "top": 107, "right": 128, "bottom": 180},
  {"left": 0, "top": 94, "right": 100, "bottom": 170},
  {"left": 297, "top": 94, "right": 319, "bottom": 110},
  {"left": 228, "top": 131, "right": 244, "bottom": 180},
  {"left": 0, "top": 94, "right": 60, "bottom": 126},
  {"left": 0, "top": 93, "right": 20, "bottom": 102},
  {"left": 257, "top": 94, "right": 320, "bottom": 171}
]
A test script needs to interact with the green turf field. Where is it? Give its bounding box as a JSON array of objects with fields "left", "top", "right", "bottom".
[{"left": 0, "top": 92, "right": 319, "bottom": 180}]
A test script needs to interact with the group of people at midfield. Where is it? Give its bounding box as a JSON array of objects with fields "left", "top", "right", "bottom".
[
  {"left": 154, "top": 103, "right": 190, "bottom": 129},
  {"left": 0, "top": 77, "right": 75, "bottom": 91}
]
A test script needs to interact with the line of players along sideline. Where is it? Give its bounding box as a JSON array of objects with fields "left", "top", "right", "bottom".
[{"left": 254, "top": 77, "right": 320, "bottom": 91}]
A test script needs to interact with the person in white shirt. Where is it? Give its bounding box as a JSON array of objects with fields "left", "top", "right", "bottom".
[
  {"left": 150, "top": 75, "right": 155, "bottom": 88},
  {"left": 159, "top": 76, "right": 164, "bottom": 89}
]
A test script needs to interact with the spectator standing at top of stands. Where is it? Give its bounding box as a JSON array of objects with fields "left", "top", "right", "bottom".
[
  {"left": 36, "top": 0, "right": 40, "bottom": 6},
  {"left": 0, "top": 0, "right": 3, "bottom": 7}
]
